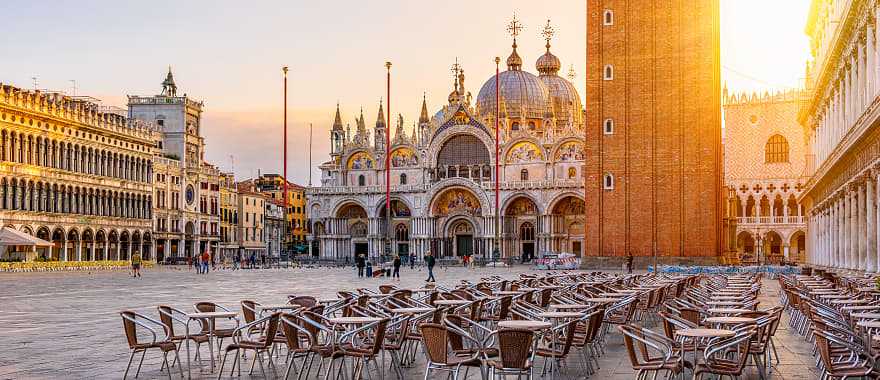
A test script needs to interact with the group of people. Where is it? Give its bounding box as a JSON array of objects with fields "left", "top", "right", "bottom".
[
  {"left": 354, "top": 251, "right": 438, "bottom": 283},
  {"left": 190, "top": 251, "right": 212, "bottom": 274}
]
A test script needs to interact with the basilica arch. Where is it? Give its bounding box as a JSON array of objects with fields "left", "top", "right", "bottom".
[
  {"left": 430, "top": 186, "right": 484, "bottom": 258},
  {"left": 547, "top": 193, "right": 585, "bottom": 256},
  {"left": 503, "top": 195, "right": 540, "bottom": 261},
  {"left": 377, "top": 198, "right": 413, "bottom": 258}
]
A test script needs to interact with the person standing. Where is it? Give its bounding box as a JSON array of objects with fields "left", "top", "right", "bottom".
[
  {"left": 356, "top": 254, "right": 365, "bottom": 278},
  {"left": 195, "top": 254, "right": 202, "bottom": 274},
  {"left": 365, "top": 260, "right": 373, "bottom": 278},
  {"left": 409, "top": 252, "right": 415, "bottom": 269},
  {"left": 425, "top": 251, "right": 436, "bottom": 282},
  {"left": 201, "top": 251, "right": 210, "bottom": 274},
  {"left": 130, "top": 251, "right": 142, "bottom": 278},
  {"left": 626, "top": 253, "right": 634, "bottom": 274},
  {"left": 392, "top": 255, "right": 401, "bottom": 280}
]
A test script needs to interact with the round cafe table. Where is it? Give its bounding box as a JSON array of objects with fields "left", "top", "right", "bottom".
[
  {"left": 857, "top": 320, "right": 880, "bottom": 329},
  {"left": 842, "top": 305, "right": 880, "bottom": 311},
  {"left": 550, "top": 304, "right": 592, "bottom": 311},
  {"left": 707, "top": 308, "right": 751, "bottom": 315},
  {"left": 494, "top": 291, "right": 523, "bottom": 296},
  {"left": 830, "top": 299, "right": 869, "bottom": 305},
  {"left": 498, "top": 320, "right": 552, "bottom": 331},
  {"left": 583, "top": 298, "right": 620, "bottom": 304},
  {"left": 433, "top": 299, "right": 470, "bottom": 306},
  {"left": 820, "top": 294, "right": 852, "bottom": 300},
  {"left": 710, "top": 295, "right": 745, "bottom": 301},
  {"left": 390, "top": 307, "right": 435, "bottom": 315},
  {"left": 706, "top": 301, "right": 744, "bottom": 307},
  {"left": 539, "top": 311, "right": 584, "bottom": 319},
  {"left": 329, "top": 317, "right": 382, "bottom": 324},
  {"left": 675, "top": 328, "right": 735, "bottom": 366},
  {"left": 597, "top": 293, "right": 627, "bottom": 298},
  {"left": 704, "top": 316, "right": 757, "bottom": 326},
  {"left": 850, "top": 312, "right": 880, "bottom": 320}
]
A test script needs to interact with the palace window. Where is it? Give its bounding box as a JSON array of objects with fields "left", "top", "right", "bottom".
[
  {"left": 604, "top": 173, "right": 614, "bottom": 190},
  {"left": 604, "top": 65, "right": 614, "bottom": 80},
  {"left": 520, "top": 169, "right": 529, "bottom": 181},
  {"left": 568, "top": 167, "right": 577, "bottom": 179},
  {"left": 357, "top": 174, "right": 365, "bottom": 186},
  {"left": 764, "top": 134, "right": 789, "bottom": 163},
  {"left": 395, "top": 224, "right": 409, "bottom": 241},
  {"left": 604, "top": 10, "right": 614, "bottom": 25},
  {"left": 511, "top": 122, "right": 520, "bottom": 131},
  {"left": 604, "top": 118, "right": 614, "bottom": 134},
  {"left": 399, "top": 173, "right": 407, "bottom": 185}
]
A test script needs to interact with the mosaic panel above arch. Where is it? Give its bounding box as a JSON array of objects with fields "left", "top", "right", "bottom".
[
  {"left": 390, "top": 147, "right": 418, "bottom": 168},
  {"left": 433, "top": 188, "right": 482, "bottom": 217},
  {"left": 347, "top": 151, "right": 375, "bottom": 170},
  {"left": 555, "top": 141, "right": 585, "bottom": 161},
  {"left": 506, "top": 141, "right": 544, "bottom": 163}
]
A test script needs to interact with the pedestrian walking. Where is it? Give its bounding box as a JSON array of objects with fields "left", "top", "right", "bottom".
[
  {"left": 194, "top": 255, "right": 202, "bottom": 274},
  {"left": 201, "top": 251, "right": 210, "bottom": 274},
  {"left": 409, "top": 252, "right": 415, "bottom": 269},
  {"left": 233, "top": 252, "right": 240, "bottom": 270},
  {"left": 130, "top": 251, "right": 142, "bottom": 278},
  {"left": 365, "top": 260, "right": 373, "bottom": 278},
  {"left": 392, "top": 255, "right": 401, "bottom": 280},
  {"left": 626, "top": 253, "right": 634, "bottom": 274},
  {"left": 425, "top": 250, "right": 436, "bottom": 282},
  {"left": 356, "top": 254, "right": 365, "bottom": 277}
]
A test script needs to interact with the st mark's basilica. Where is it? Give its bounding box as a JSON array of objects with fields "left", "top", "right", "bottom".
[{"left": 306, "top": 22, "right": 586, "bottom": 260}]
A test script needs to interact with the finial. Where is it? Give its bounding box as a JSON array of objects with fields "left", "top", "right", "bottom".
[
  {"left": 507, "top": 12, "right": 523, "bottom": 45},
  {"left": 506, "top": 14, "right": 524, "bottom": 70},
  {"left": 567, "top": 65, "right": 576, "bottom": 81},
  {"left": 541, "top": 19, "right": 555, "bottom": 51}
]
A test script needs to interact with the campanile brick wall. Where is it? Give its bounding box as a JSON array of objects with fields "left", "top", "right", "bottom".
[{"left": 585, "top": 0, "right": 722, "bottom": 260}]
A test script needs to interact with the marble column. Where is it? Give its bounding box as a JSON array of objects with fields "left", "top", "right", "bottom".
[
  {"left": 844, "top": 192, "right": 851, "bottom": 269},
  {"left": 859, "top": 183, "right": 868, "bottom": 271},
  {"left": 62, "top": 240, "right": 68, "bottom": 261},
  {"left": 851, "top": 189, "right": 858, "bottom": 269},
  {"left": 868, "top": 175, "right": 877, "bottom": 271}
]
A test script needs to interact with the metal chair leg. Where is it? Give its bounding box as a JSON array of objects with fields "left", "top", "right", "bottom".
[{"left": 123, "top": 350, "right": 136, "bottom": 380}]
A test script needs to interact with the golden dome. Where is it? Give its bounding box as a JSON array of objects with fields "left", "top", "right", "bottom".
[{"left": 535, "top": 49, "right": 561, "bottom": 75}]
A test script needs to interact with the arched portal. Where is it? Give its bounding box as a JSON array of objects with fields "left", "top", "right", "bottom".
[
  {"left": 550, "top": 195, "right": 585, "bottom": 256},
  {"left": 445, "top": 217, "right": 476, "bottom": 257},
  {"left": 789, "top": 230, "right": 806, "bottom": 264},
  {"left": 379, "top": 200, "right": 412, "bottom": 258},
  {"left": 337, "top": 202, "right": 369, "bottom": 259},
  {"left": 763, "top": 231, "right": 783, "bottom": 264},
  {"left": 81, "top": 229, "right": 94, "bottom": 261},
  {"left": 66, "top": 229, "right": 80, "bottom": 261},
  {"left": 95, "top": 230, "right": 107, "bottom": 261},
  {"left": 142, "top": 232, "right": 152, "bottom": 261},
  {"left": 36, "top": 226, "right": 51, "bottom": 260},
  {"left": 120, "top": 231, "right": 130, "bottom": 260},
  {"left": 504, "top": 196, "right": 539, "bottom": 261},
  {"left": 736, "top": 231, "right": 755, "bottom": 261},
  {"left": 108, "top": 230, "right": 119, "bottom": 260},
  {"left": 51, "top": 228, "right": 64, "bottom": 261}
]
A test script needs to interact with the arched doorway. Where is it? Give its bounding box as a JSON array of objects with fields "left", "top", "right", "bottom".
[
  {"left": 763, "top": 231, "right": 783, "bottom": 264},
  {"left": 337, "top": 202, "right": 368, "bottom": 259},
  {"left": 120, "top": 231, "right": 130, "bottom": 260},
  {"left": 142, "top": 232, "right": 152, "bottom": 261},
  {"left": 184, "top": 222, "right": 195, "bottom": 258},
  {"left": 736, "top": 231, "right": 755, "bottom": 262},
  {"left": 131, "top": 231, "right": 141, "bottom": 259},
  {"left": 108, "top": 230, "right": 119, "bottom": 260},
  {"left": 430, "top": 187, "right": 483, "bottom": 258},
  {"left": 789, "top": 230, "right": 806, "bottom": 263},
  {"left": 447, "top": 218, "right": 476, "bottom": 257},
  {"left": 550, "top": 195, "right": 585, "bottom": 256},
  {"left": 81, "top": 229, "right": 94, "bottom": 261},
  {"left": 504, "top": 196, "right": 539, "bottom": 261},
  {"left": 66, "top": 229, "right": 79, "bottom": 261},
  {"left": 36, "top": 226, "right": 51, "bottom": 260},
  {"left": 95, "top": 230, "right": 107, "bottom": 261},
  {"left": 51, "top": 228, "right": 64, "bottom": 261},
  {"left": 378, "top": 199, "right": 412, "bottom": 258},
  {"left": 312, "top": 222, "right": 324, "bottom": 257}
]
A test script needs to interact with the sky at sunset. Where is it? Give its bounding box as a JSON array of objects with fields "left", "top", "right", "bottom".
[{"left": 1, "top": 0, "right": 811, "bottom": 185}]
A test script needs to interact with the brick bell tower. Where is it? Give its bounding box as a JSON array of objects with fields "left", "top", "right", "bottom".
[{"left": 584, "top": 0, "right": 723, "bottom": 266}]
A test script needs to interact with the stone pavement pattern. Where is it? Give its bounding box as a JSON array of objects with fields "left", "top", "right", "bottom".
[{"left": 0, "top": 266, "right": 820, "bottom": 379}]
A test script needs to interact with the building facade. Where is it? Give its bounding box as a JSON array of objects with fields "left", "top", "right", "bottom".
[
  {"left": 237, "top": 184, "right": 267, "bottom": 260},
  {"left": 0, "top": 83, "right": 157, "bottom": 261},
  {"left": 802, "top": 0, "right": 880, "bottom": 271},
  {"left": 584, "top": 0, "right": 723, "bottom": 266},
  {"left": 265, "top": 200, "right": 283, "bottom": 258},
  {"left": 251, "top": 174, "right": 308, "bottom": 251},
  {"left": 307, "top": 24, "right": 585, "bottom": 260},
  {"left": 724, "top": 90, "right": 809, "bottom": 265},
  {"left": 130, "top": 70, "right": 221, "bottom": 262},
  {"left": 219, "top": 172, "right": 239, "bottom": 260}
]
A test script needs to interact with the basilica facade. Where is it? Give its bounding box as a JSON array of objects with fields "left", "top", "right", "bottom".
[{"left": 306, "top": 30, "right": 586, "bottom": 260}]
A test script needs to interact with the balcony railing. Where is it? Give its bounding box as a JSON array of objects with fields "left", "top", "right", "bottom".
[{"left": 736, "top": 216, "right": 807, "bottom": 225}]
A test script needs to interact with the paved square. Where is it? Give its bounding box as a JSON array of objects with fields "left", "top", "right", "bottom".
[{"left": 0, "top": 265, "right": 819, "bottom": 379}]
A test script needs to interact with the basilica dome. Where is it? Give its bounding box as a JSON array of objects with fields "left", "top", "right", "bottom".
[
  {"left": 536, "top": 47, "right": 583, "bottom": 127},
  {"left": 475, "top": 43, "right": 553, "bottom": 122}
]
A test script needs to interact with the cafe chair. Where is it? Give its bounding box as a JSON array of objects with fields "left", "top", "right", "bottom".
[
  {"left": 120, "top": 310, "right": 184, "bottom": 380},
  {"left": 216, "top": 312, "right": 281, "bottom": 379}
]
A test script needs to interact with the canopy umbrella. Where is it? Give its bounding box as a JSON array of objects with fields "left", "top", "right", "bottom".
[{"left": 0, "top": 227, "right": 53, "bottom": 247}]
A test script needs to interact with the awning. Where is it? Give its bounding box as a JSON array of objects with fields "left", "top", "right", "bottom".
[{"left": 0, "top": 227, "right": 53, "bottom": 247}]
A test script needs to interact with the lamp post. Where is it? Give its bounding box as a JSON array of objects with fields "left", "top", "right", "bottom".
[
  {"left": 494, "top": 56, "right": 501, "bottom": 265},
  {"left": 385, "top": 62, "right": 392, "bottom": 261}
]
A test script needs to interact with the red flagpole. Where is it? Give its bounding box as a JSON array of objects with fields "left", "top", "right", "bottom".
[
  {"left": 282, "top": 67, "right": 288, "bottom": 254},
  {"left": 494, "top": 57, "right": 501, "bottom": 259},
  {"left": 385, "top": 62, "right": 392, "bottom": 256}
]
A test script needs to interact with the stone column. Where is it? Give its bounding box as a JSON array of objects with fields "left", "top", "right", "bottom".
[
  {"left": 90, "top": 243, "right": 96, "bottom": 262},
  {"left": 116, "top": 242, "right": 121, "bottom": 261},
  {"left": 62, "top": 240, "right": 68, "bottom": 261},
  {"left": 860, "top": 182, "right": 868, "bottom": 271},
  {"left": 868, "top": 174, "right": 877, "bottom": 272},
  {"left": 850, "top": 189, "right": 858, "bottom": 270},
  {"left": 844, "top": 192, "right": 851, "bottom": 269}
]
